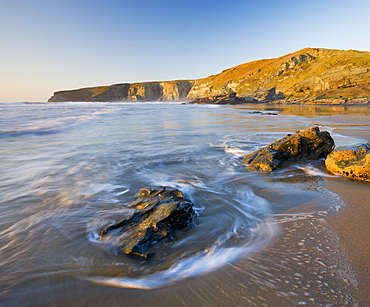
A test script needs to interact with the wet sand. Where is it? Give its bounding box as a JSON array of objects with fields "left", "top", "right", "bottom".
[
  {"left": 246, "top": 110, "right": 370, "bottom": 305},
  {"left": 325, "top": 178, "right": 370, "bottom": 305},
  {"left": 318, "top": 114, "right": 370, "bottom": 305},
  {"left": 321, "top": 114, "right": 370, "bottom": 305}
]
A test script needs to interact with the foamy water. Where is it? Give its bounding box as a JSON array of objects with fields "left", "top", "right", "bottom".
[{"left": 0, "top": 102, "right": 368, "bottom": 305}]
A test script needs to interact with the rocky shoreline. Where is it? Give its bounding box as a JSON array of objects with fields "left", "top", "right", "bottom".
[
  {"left": 270, "top": 97, "right": 370, "bottom": 105},
  {"left": 242, "top": 126, "right": 369, "bottom": 182},
  {"left": 188, "top": 93, "right": 370, "bottom": 105},
  {"left": 243, "top": 126, "right": 334, "bottom": 171},
  {"left": 100, "top": 127, "right": 369, "bottom": 261}
]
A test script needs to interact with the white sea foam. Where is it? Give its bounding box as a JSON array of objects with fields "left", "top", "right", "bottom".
[
  {"left": 84, "top": 171, "right": 277, "bottom": 290},
  {"left": 210, "top": 140, "right": 256, "bottom": 158},
  {"left": 84, "top": 219, "right": 278, "bottom": 289},
  {"left": 1, "top": 107, "right": 116, "bottom": 137},
  {"left": 297, "top": 165, "right": 340, "bottom": 178},
  {"left": 1, "top": 102, "right": 361, "bottom": 303},
  {"left": 223, "top": 145, "right": 249, "bottom": 157}
]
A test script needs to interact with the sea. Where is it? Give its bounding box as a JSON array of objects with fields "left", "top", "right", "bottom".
[{"left": 0, "top": 102, "right": 368, "bottom": 306}]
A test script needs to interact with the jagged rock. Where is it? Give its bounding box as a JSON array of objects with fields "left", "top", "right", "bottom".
[
  {"left": 244, "top": 127, "right": 335, "bottom": 171},
  {"left": 325, "top": 143, "right": 370, "bottom": 181},
  {"left": 188, "top": 93, "right": 252, "bottom": 104},
  {"left": 99, "top": 186, "right": 197, "bottom": 258},
  {"left": 245, "top": 87, "right": 285, "bottom": 102},
  {"left": 244, "top": 96, "right": 260, "bottom": 103}
]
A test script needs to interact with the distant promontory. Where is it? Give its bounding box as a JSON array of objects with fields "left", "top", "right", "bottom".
[{"left": 48, "top": 48, "right": 370, "bottom": 103}]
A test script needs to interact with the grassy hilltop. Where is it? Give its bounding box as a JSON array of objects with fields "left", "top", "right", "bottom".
[{"left": 48, "top": 48, "right": 370, "bottom": 102}]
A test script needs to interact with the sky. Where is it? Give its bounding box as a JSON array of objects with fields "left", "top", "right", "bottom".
[{"left": 1, "top": 0, "right": 369, "bottom": 102}]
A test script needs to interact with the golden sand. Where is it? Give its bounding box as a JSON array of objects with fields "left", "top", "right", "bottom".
[
  {"left": 325, "top": 178, "right": 370, "bottom": 305},
  {"left": 321, "top": 118, "right": 370, "bottom": 305}
]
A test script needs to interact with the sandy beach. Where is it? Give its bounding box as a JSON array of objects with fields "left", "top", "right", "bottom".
[
  {"left": 191, "top": 106, "right": 370, "bottom": 306},
  {"left": 321, "top": 118, "right": 370, "bottom": 306},
  {"left": 241, "top": 107, "right": 370, "bottom": 305},
  {"left": 325, "top": 178, "right": 370, "bottom": 305}
]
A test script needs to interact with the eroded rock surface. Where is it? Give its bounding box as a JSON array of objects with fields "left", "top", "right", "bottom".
[
  {"left": 188, "top": 93, "right": 256, "bottom": 104},
  {"left": 244, "top": 127, "right": 335, "bottom": 171},
  {"left": 99, "top": 186, "right": 197, "bottom": 258},
  {"left": 325, "top": 143, "right": 370, "bottom": 181}
]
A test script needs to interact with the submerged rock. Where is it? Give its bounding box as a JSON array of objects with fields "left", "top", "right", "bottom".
[
  {"left": 325, "top": 143, "right": 370, "bottom": 182},
  {"left": 244, "top": 126, "right": 335, "bottom": 171},
  {"left": 99, "top": 186, "right": 197, "bottom": 258},
  {"left": 248, "top": 111, "right": 278, "bottom": 116}
]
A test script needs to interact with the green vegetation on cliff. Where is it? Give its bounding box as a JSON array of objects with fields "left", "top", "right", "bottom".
[{"left": 48, "top": 48, "right": 370, "bottom": 102}]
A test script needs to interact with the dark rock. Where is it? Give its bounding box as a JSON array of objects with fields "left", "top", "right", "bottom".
[
  {"left": 188, "top": 93, "right": 250, "bottom": 104},
  {"left": 325, "top": 143, "right": 370, "bottom": 181},
  {"left": 245, "top": 87, "right": 285, "bottom": 103},
  {"left": 248, "top": 111, "right": 278, "bottom": 116},
  {"left": 99, "top": 186, "right": 197, "bottom": 258},
  {"left": 244, "top": 126, "right": 335, "bottom": 171},
  {"left": 243, "top": 96, "right": 259, "bottom": 103}
]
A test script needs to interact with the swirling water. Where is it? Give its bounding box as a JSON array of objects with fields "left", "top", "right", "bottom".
[{"left": 0, "top": 102, "right": 368, "bottom": 306}]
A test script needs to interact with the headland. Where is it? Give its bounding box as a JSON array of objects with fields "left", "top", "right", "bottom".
[{"left": 48, "top": 48, "right": 370, "bottom": 104}]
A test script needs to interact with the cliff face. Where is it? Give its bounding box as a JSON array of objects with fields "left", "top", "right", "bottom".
[
  {"left": 48, "top": 81, "right": 194, "bottom": 102},
  {"left": 48, "top": 48, "right": 370, "bottom": 102},
  {"left": 125, "top": 80, "right": 194, "bottom": 101}
]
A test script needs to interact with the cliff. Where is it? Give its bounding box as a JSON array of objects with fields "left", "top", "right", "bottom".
[
  {"left": 48, "top": 81, "right": 194, "bottom": 102},
  {"left": 48, "top": 48, "right": 370, "bottom": 102}
]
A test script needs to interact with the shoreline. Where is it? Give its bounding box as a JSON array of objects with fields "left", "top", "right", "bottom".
[
  {"left": 269, "top": 97, "right": 370, "bottom": 105},
  {"left": 303, "top": 116, "right": 369, "bottom": 305},
  {"left": 186, "top": 95, "right": 370, "bottom": 106},
  {"left": 323, "top": 122, "right": 370, "bottom": 305},
  {"left": 251, "top": 111, "right": 370, "bottom": 305},
  {"left": 0, "top": 102, "right": 368, "bottom": 306},
  {"left": 325, "top": 178, "right": 370, "bottom": 305}
]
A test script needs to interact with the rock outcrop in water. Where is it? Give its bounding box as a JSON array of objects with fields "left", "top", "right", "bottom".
[
  {"left": 244, "top": 127, "right": 335, "bottom": 171},
  {"left": 325, "top": 143, "right": 370, "bottom": 181},
  {"left": 48, "top": 48, "right": 370, "bottom": 103},
  {"left": 99, "top": 186, "right": 197, "bottom": 258}
]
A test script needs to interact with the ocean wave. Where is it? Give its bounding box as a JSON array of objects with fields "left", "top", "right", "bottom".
[
  {"left": 84, "top": 167, "right": 277, "bottom": 289},
  {"left": 1, "top": 102, "right": 358, "bottom": 300},
  {"left": 85, "top": 218, "right": 278, "bottom": 289},
  {"left": 209, "top": 140, "right": 261, "bottom": 158},
  {"left": 297, "top": 165, "right": 340, "bottom": 178},
  {"left": 0, "top": 106, "right": 117, "bottom": 138}
]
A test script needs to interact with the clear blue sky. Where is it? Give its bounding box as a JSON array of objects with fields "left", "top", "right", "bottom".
[{"left": 1, "top": 0, "right": 369, "bottom": 102}]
